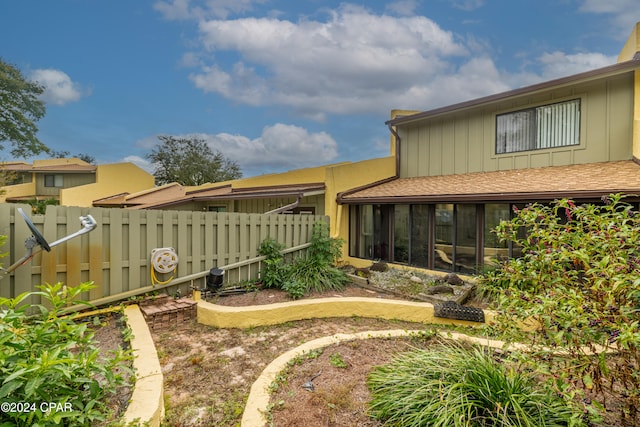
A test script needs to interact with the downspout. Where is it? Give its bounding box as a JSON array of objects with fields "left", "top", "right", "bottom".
[
  {"left": 387, "top": 123, "right": 401, "bottom": 178},
  {"left": 331, "top": 204, "right": 342, "bottom": 239}
]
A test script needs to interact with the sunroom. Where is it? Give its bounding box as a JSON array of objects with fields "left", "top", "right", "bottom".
[{"left": 338, "top": 160, "right": 640, "bottom": 274}]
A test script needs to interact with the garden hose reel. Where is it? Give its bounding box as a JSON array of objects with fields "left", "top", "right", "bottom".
[{"left": 150, "top": 247, "right": 179, "bottom": 286}]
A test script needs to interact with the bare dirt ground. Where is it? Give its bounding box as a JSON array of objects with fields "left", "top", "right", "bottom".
[
  {"left": 86, "top": 312, "right": 133, "bottom": 426},
  {"left": 147, "top": 279, "right": 633, "bottom": 427},
  {"left": 267, "top": 334, "right": 437, "bottom": 427},
  {"left": 151, "top": 283, "right": 434, "bottom": 427}
]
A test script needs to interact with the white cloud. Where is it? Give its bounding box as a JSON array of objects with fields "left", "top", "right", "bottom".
[
  {"left": 385, "top": 0, "right": 419, "bottom": 16},
  {"left": 538, "top": 51, "right": 617, "bottom": 79},
  {"left": 165, "top": 124, "right": 339, "bottom": 174},
  {"left": 154, "top": 0, "right": 265, "bottom": 20},
  {"left": 579, "top": 0, "right": 636, "bottom": 15},
  {"left": 29, "top": 69, "right": 86, "bottom": 106},
  {"left": 190, "top": 5, "right": 471, "bottom": 115},
  {"left": 451, "top": 0, "right": 485, "bottom": 12},
  {"left": 423, "top": 57, "right": 512, "bottom": 106},
  {"left": 121, "top": 155, "right": 154, "bottom": 173},
  {"left": 181, "top": 3, "right": 626, "bottom": 118},
  {"left": 578, "top": 0, "right": 639, "bottom": 39}
]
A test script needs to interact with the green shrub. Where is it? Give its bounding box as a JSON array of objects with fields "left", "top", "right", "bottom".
[
  {"left": 367, "top": 342, "right": 579, "bottom": 427},
  {"left": 0, "top": 282, "right": 133, "bottom": 426},
  {"left": 258, "top": 221, "right": 349, "bottom": 298},
  {"left": 308, "top": 220, "right": 344, "bottom": 266},
  {"left": 479, "top": 194, "right": 640, "bottom": 422},
  {"left": 258, "top": 238, "right": 289, "bottom": 289},
  {"left": 280, "top": 279, "right": 306, "bottom": 300}
]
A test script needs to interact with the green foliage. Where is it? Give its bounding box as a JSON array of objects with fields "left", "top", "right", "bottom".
[
  {"left": 0, "top": 282, "right": 133, "bottom": 426},
  {"left": 146, "top": 135, "right": 242, "bottom": 186},
  {"left": 479, "top": 194, "right": 640, "bottom": 422},
  {"left": 329, "top": 352, "right": 347, "bottom": 369},
  {"left": 308, "top": 220, "right": 344, "bottom": 265},
  {"left": 258, "top": 238, "right": 289, "bottom": 289},
  {"left": 26, "top": 198, "right": 59, "bottom": 214},
  {"left": 258, "top": 221, "right": 349, "bottom": 299},
  {"left": 0, "top": 58, "right": 49, "bottom": 157},
  {"left": 48, "top": 150, "right": 96, "bottom": 164},
  {"left": 287, "top": 256, "right": 349, "bottom": 296},
  {"left": 367, "top": 342, "right": 579, "bottom": 426},
  {"left": 280, "top": 279, "right": 306, "bottom": 300}
]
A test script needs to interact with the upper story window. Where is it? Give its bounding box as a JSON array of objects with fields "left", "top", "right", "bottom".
[
  {"left": 496, "top": 99, "right": 581, "bottom": 154},
  {"left": 44, "top": 174, "right": 64, "bottom": 187}
]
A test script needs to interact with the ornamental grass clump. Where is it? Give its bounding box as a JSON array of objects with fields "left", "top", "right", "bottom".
[
  {"left": 479, "top": 193, "right": 640, "bottom": 424},
  {"left": 367, "top": 342, "right": 578, "bottom": 427}
]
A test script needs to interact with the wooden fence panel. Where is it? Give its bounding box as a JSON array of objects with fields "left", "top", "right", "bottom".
[
  {"left": 0, "top": 203, "right": 325, "bottom": 304},
  {"left": 88, "top": 211, "right": 104, "bottom": 301}
]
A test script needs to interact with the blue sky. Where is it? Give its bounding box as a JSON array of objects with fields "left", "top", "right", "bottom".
[{"left": 1, "top": 1, "right": 637, "bottom": 177}]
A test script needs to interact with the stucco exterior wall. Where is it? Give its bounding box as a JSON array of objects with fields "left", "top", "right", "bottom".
[
  {"left": 35, "top": 172, "right": 95, "bottom": 197},
  {"left": 197, "top": 157, "right": 397, "bottom": 238},
  {"left": 211, "top": 163, "right": 345, "bottom": 189},
  {"left": 618, "top": 22, "right": 640, "bottom": 63},
  {"left": 398, "top": 73, "right": 635, "bottom": 178},
  {"left": 324, "top": 156, "right": 396, "bottom": 251},
  {"left": 0, "top": 181, "right": 35, "bottom": 202},
  {"left": 61, "top": 163, "right": 155, "bottom": 207}
]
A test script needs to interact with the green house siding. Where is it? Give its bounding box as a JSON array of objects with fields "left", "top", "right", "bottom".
[{"left": 398, "top": 73, "right": 634, "bottom": 178}]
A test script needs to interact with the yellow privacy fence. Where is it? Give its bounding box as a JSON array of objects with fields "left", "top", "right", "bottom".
[{"left": 0, "top": 203, "right": 325, "bottom": 306}]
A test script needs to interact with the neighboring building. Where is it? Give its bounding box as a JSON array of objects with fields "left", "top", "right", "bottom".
[
  {"left": 94, "top": 159, "right": 397, "bottom": 236},
  {"left": 338, "top": 22, "right": 640, "bottom": 274},
  {"left": 1, "top": 158, "right": 155, "bottom": 207},
  {"left": 94, "top": 181, "right": 327, "bottom": 214}
]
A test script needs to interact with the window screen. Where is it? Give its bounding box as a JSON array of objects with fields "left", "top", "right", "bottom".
[{"left": 496, "top": 99, "right": 580, "bottom": 154}]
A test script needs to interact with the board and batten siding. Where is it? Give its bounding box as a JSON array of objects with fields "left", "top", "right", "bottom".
[{"left": 398, "top": 73, "right": 634, "bottom": 178}]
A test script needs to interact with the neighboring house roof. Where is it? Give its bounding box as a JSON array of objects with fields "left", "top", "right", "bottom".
[
  {"left": 338, "top": 160, "right": 640, "bottom": 203},
  {"left": 387, "top": 56, "right": 640, "bottom": 127},
  {"left": 93, "top": 183, "right": 186, "bottom": 207},
  {"left": 100, "top": 182, "right": 326, "bottom": 210},
  {"left": 1, "top": 162, "right": 96, "bottom": 173}
]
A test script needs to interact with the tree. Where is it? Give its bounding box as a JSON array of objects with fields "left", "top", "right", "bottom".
[
  {"left": 0, "top": 58, "right": 48, "bottom": 157},
  {"left": 146, "top": 135, "right": 242, "bottom": 186},
  {"left": 48, "top": 149, "right": 96, "bottom": 164}
]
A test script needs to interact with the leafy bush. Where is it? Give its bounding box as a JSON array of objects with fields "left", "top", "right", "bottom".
[
  {"left": 479, "top": 194, "right": 640, "bottom": 423},
  {"left": 0, "top": 282, "right": 133, "bottom": 426},
  {"left": 307, "top": 220, "right": 344, "bottom": 266},
  {"left": 258, "top": 238, "right": 289, "bottom": 289},
  {"left": 258, "top": 221, "right": 349, "bottom": 298},
  {"left": 367, "top": 342, "right": 579, "bottom": 426}
]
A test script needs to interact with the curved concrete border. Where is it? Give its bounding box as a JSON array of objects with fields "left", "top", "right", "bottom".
[
  {"left": 241, "top": 329, "right": 513, "bottom": 427},
  {"left": 122, "top": 304, "right": 165, "bottom": 426},
  {"left": 196, "top": 294, "right": 496, "bottom": 329}
]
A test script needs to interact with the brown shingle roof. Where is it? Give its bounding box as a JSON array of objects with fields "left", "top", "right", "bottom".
[
  {"left": 339, "top": 160, "right": 640, "bottom": 203},
  {"left": 131, "top": 183, "right": 325, "bottom": 209}
]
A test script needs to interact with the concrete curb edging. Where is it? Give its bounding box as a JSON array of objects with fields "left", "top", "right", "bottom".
[
  {"left": 196, "top": 295, "right": 496, "bottom": 328},
  {"left": 122, "top": 304, "right": 165, "bottom": 426},
  {"left": 241, "top": 329, "right": 512, "bottom": 427}
]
